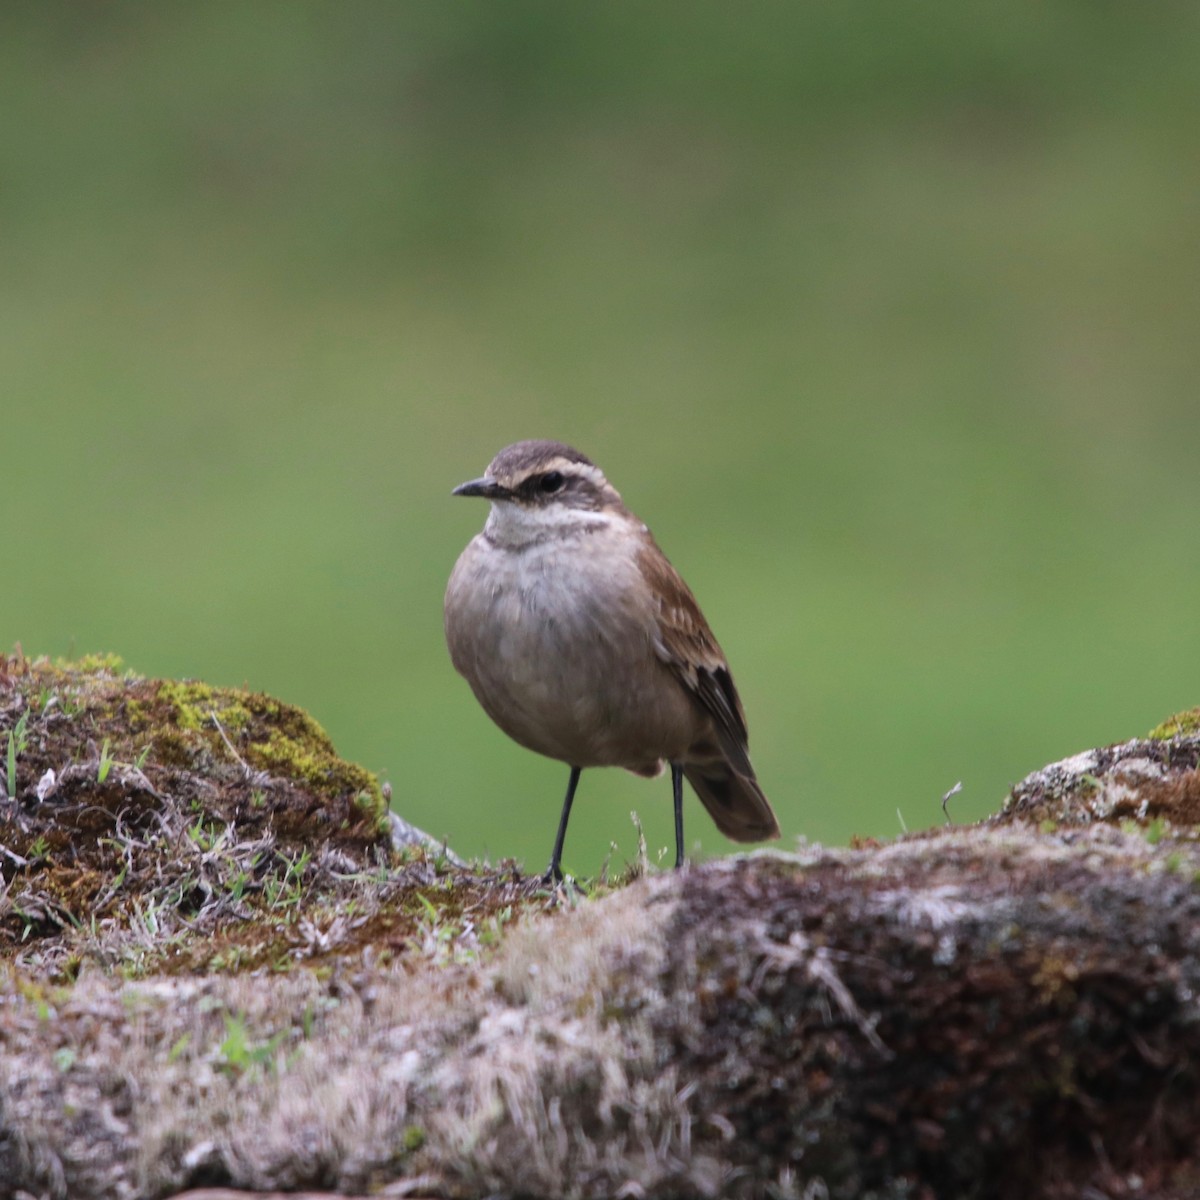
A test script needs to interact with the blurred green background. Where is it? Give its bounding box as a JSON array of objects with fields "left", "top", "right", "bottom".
[{"left": 4, "top": 3, "right": 1199, "bottom": 875}]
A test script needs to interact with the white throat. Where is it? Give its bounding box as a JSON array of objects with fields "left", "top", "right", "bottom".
[{"left": 484, "top": 499, "right": 618, "bottom": 549}]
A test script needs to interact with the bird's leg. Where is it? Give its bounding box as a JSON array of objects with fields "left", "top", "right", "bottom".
[
  {"left": 671, "top": 763, "right": 685, "bottom": 869},
  {"left": 544, "top": 766, "right": 582, "bottom": 883}
]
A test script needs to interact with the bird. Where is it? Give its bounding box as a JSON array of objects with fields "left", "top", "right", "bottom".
[{"left": 444, "top": 439, "right": 780, "bottom": 880}]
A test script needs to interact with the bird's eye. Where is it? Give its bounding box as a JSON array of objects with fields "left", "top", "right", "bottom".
[{"left": 539, "top": 471, "right": 565, "bottom": 494}]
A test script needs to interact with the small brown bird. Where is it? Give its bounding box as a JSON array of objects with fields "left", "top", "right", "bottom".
[{"left": 444, "top": 440, "right": 780, "bottom": 879}]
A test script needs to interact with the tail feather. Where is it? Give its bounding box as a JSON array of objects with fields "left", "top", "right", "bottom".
[{"left": 684, "top": 761, "right": 781, "bottom": 843}]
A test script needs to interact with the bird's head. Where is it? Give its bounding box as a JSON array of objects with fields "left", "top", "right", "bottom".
[
  {"left": 453, "top": 440, "right": 625, "bottom": 532},
  {"left": 453, "top": 440, "right": 630, "bottom": 548}
]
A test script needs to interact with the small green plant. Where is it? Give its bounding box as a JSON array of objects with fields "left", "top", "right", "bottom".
[
  {"left": 12, "top": 904, "right": 35, "bottom": 943},
  {"left": 217, "top": 1011, "right": 287, "bottom": 1075},
  {"left": 478, "top": 904, "right": 514, "bottom": 948},
  {"left": 140, "top": 899, "right": 159, "bottom": 936},
  {"left": 208, "top": 946, "right": 249, "bottom": 973},
  {"left": 134, "top": 742, "right": 152, "bottom": 770},
  {"left": 167, "top": 1032, "right": 191, "bottom": 1063},
  {"left": 97, "top": 738, "right": 115, "bottom": 784},
  {"left": 186, "top": 818, "right": 229, "bottom": 853},
  {"left": 264, "top": 848, "right": 311, "bottom": 910},
  {"left": 6, "top": 710, "right": 30, "bottom": 798},
  {"left": 409, "top": 891, "right": 483, "bottom": 965}
]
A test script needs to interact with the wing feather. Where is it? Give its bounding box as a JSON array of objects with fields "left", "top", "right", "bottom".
[{"left": 637, "top": 538, "right": 753, "bottom": 775}]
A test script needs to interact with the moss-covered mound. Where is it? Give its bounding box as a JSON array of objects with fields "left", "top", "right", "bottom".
[
  {"left": 0, "top": 652, "right": 542, "bottom": 980},
  {"left": 996, "top": 709, "right": 1200, "bottom": 832}
]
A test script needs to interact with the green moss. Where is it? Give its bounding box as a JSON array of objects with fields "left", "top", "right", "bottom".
[
  {"left": 1149, "top": 707, "right": 1200, "bottom": 740},
  {"left": 155, "top": 680, "right": 252, "bottom": 733},
  {"left": 249, "top": 723, "right": 385, "bottom": 820},
  {"left": 152, "top": 729, "right": 198, "bottom": 767},
  {"left": 56, "top": 652, "right": 126, "bottom": 675},
  {"left": 402, "top": 1125, "right": 426, "bottom": 1153}
]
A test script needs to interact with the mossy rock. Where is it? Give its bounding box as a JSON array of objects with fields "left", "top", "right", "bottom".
[{"left": 0, "top": 652, "right": 536, "bottom": 980}]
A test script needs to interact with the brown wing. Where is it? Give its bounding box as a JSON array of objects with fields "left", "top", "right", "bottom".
[{"left": 636, "top": 538, "right": 754, "bottom": 777}]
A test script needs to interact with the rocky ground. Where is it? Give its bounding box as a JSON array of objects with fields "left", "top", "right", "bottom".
[{"left": 2, "top": 652, "right": 1199, "bottom": 1200}]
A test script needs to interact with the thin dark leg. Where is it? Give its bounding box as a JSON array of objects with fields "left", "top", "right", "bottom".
[
  {"left": 544, "top": 766, "right": 582, "bottom": 883},
  {"left": 671, "top": 763, "right": 685, "bottom": 869}
]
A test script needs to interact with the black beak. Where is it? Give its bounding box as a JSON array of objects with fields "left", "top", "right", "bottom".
[{"left": 452, "top": 477, "right": 509, "bottom": 500}]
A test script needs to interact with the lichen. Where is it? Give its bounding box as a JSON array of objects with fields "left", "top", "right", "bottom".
[{"left": 999, "top": 726, "right": 1200, "bottom": 829}]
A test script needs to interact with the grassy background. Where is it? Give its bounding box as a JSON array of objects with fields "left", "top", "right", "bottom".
[{"left": 4, "top": 3, "right": 1199, "bottom": 874}]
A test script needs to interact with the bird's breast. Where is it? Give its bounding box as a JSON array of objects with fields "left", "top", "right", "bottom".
[{"left": 444, "top": 530, "right": 700, "bottom": 768}]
